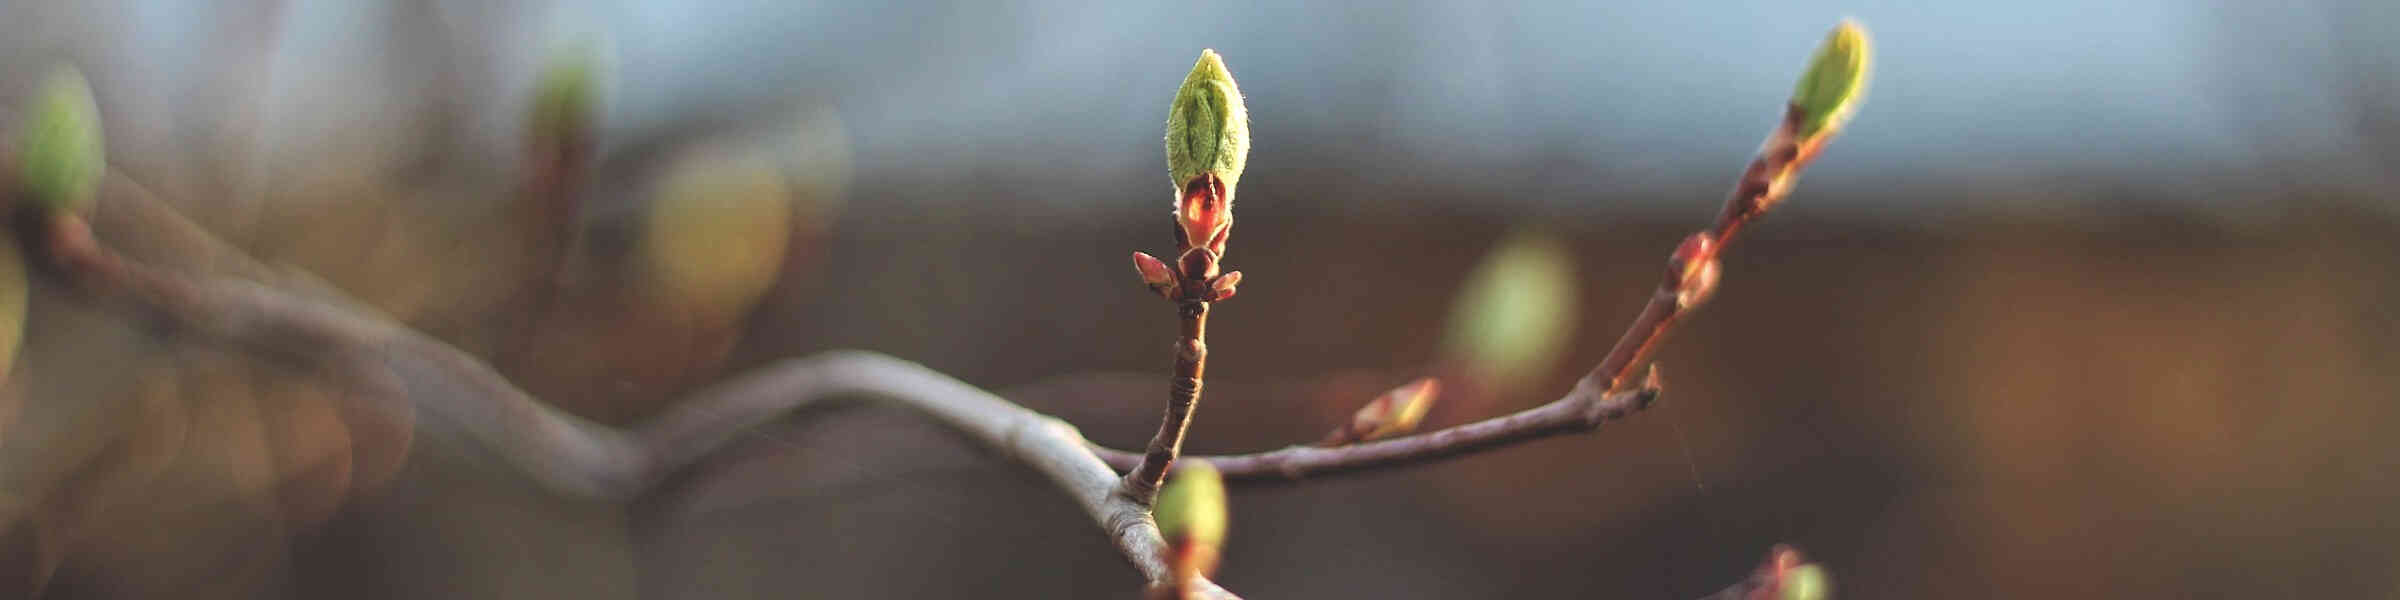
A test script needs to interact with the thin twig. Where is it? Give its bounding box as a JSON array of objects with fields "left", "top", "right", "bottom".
[
  {"left": 1124, "top": 288, "right": 1211, "bottom": 499},
  {"left": 496, "top": 115, "right": 588, "bottom": 374},
  {"left": 1091, "top": 370, "right": 1661, "bottom": 480},
  {"left": 1124, "top": 173, "right": 1240, "bottom": 501},
  {"left": 1589, "top": 105, "right": 1823, "bottom": 392}
]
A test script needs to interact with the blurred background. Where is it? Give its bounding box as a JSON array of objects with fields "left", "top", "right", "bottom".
[{"left": 0, "top": 0, "right": 2395, "bottom": 598}]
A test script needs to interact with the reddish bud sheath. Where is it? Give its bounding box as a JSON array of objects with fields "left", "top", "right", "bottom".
[
  {"left": 1133, "top": 252, "right": 1177, "bottom": 289},
  {"left": 1175, "top": 173, "right": 1230, "bottom": 253},
  {"left": 1207, "top": 271, "right": 1241, "bottom": 301}
]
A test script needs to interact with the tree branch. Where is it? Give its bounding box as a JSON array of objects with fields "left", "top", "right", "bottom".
[
  {"left": 646, "top": 351, "right": 1238, "bottom": 599},
  {"left": 11, "top": 158, "right": 1807, "bottom": 600},
  {"left": 9, "top": 195, "right": 1239, "bottom": 597}
]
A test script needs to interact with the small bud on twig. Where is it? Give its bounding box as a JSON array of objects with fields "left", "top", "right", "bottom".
[
  {"left": 1154, "top": 460, "right": 1228, "bottom": 582},
  {"left": 16, "top": 66, "right": 105, "bottom": 215},
  {"left": 1668, "top": 233, "right": 1724, "bottom": 308},
  {"left": 1789, "top": 21, "right": 1870, "bottom": 140},
  {"left": 1321, "top": 378, "right": 1440, "bottom": 446},
  {"left": 1133, "top": 251, "right": 1179, "bottom": 297},
  {"left": 1205, "top": 271, "right": 1241, "bottom": 302}
]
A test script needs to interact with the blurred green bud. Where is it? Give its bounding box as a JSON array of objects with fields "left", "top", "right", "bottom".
[
  {"left": 1779, "top": 564, "right": 1831, "bottom": 600},
  {"left": 0, "top": 235, "right": 24, "bottom": 378},
  {"left": 1789, "top": 21, "right": 1870, "bottom": 139},
  {"left": 1443, "top": 231, "right": 1578, "bottom": 393},
  {"left": 17, "top": 67, "right": 105, "bottom": 214},
  {"left": 529, "top": 41, "right": 604, "bottom": 141},
  {"left": 1154, "top": 460, "right": 1227, "bottom": 550},
  {"left": 1164, "top": 50, "right": 1249, "bottom": 198},
  {"left": 640, "top": 142, "right": 793, "bottom": 325}
]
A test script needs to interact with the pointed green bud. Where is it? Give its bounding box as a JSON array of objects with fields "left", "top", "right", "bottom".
[
  {"left": 1154, "top": 460, "right": 1227, "bottom": 550},
  {"left": 529, "top": 41, "right": 604, "bottom": 142},
  {"left": 1164, "top": 50, "right": 1249, "bottom": 199},
  {"left": 16, "top": 67, "right": 105, "bottom": 214},
  {"left": 1789, "top": 21, "right": 1870, "bottom": 139},
  {"left": 1779, "top": 564, "right": 1831, "bottom": 600}
]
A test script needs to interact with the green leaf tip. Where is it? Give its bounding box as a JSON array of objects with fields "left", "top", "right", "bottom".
[
  {"left": 1154, "top": 460, "right": 1228, "bottom": 548},
  {"left": 1789, "top": 20, "right": 1871, "bottom": 139},
  {"left": 530, "top": 41, "right": 604, "bottom": 139},
  {"left": 17, "top": 66, "right": 105, "bottom": 214},
  {"left": 1779, "top": 564, "right": 1832, "bottom": 600},
  {"left": 1164, "top": 49, "right": 1250, "bottom": 199}
]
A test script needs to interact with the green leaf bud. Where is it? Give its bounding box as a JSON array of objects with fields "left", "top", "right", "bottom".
[
  {"left": 17, "top": 67, "right": 105, "bottom": 214},
  {"left": 1789, "top": 21, "right": 1871, "bottom": 139},
  {"left": 1154, "top": 460, "right": 1228, "bottom": 550},
  {"left": 1164, "top": 50, "right": 1250, "bottom": 200}
]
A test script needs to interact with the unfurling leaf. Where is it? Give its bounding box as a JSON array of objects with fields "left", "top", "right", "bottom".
[
  {"left": 1154, "top": 460, "right": 1228, "bottom": 578},
  {"left": 1165, "top": 50, "right": 1249, "bottom": 251},
  {"left": 1323, "top": 378, "right": 1441, "bottom": 445},
  {"left": 17, "top": 66, "right": 105, "bottom": 214},
  {"left": 1443, "top": 231, "right": 1579, "bottom": 393},
  {"left": 1789, "top": 21, "right": 1871, "bottom": 139},
  {"left": 1164, "top": 49, "right": 1250, "bottom": 199}
]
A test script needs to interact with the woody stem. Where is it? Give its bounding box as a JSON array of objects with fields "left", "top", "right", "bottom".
[{"left": 1123, "top": 248, "right": 1219, "bottom": 501}]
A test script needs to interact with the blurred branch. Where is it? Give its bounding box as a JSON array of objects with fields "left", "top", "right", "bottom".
[
  {"left": 5, "top": 178, "right": 1238, "bottom": 597},
  {"left": 497, "top": 45, "right": 600, "bottom": 374},
  {"left": 646, "top": 352, "right": 1237, "bottom": 599}
]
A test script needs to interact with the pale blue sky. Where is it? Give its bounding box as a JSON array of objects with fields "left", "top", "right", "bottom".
[{"left": 5, "top": 0, "right": 2390, "bottom": 218}]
